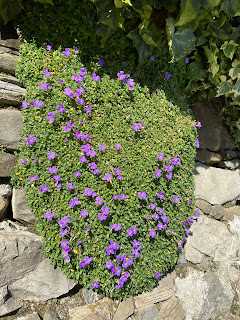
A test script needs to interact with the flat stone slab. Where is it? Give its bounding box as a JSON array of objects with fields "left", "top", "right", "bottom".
[
  {"left": 69, "top": 297, "right": 112, "bottom": 320},
  {"left": 184, "top": 215, "right": 239, "bottom": 263},
  {"left": 0, "top": 109, "right": 23, "bottom": 150},
  {"left": 12, "top": 188, "right": 35, "bottom": 224},
  {"left": 134, "top": 271, "right": 176, "bottom": 309},
  {"left": 0, "top": 79, "right": 26, "bottom": 105},
  {"left": 0, "top": 296, "right": 22, "bottom": 317},
  {"left": 191, "top": 102, "right": 236, "bottom": 151},
  {"left": 113, "top": 297, "right": 134, "bottom": 320},
  {"left": 0, "top": 52, "right": 18, "bottom": 75},
  {"left": 194, "top": 162, "right": 240, "bottom": 205},
  {"left": 0, "top": 73, "right": 23, "bottom": 86},
  {"left": 0, "top": 221, "right": 44, "bottom": 287},
  {"left": 9, "top": 258, "right": 76, "bottom": 301},
  {"left": 156, "top": 296, "right": 185, "bottom": 320},
  {"left": 0, "top": 151, "right": 17, "bottom": 177},
  {"left": 0, "top": 39, "right": 20, "bottom": 50}
]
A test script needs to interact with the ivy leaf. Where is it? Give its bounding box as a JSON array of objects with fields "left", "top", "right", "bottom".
[
  {"left": 229, "top": 63, "right": 240, "bottom": 80},
  {"left": 232, "top": 79, "right": 240, "bottom": 96},
  {"left": 175, "top": 0, "right": 201, "bottom": 27},
  {"left": 95, "top": 0, "right": 125, "bottom": 30},
  {"left": 171, "top": 28, "right": 196, "bottom": 61},
  {"left": 127, "top": 28, "right": 154, "bottom": 64},
  {"left": 0, "top": 0, "right": 22, "bottom": 24},
  {"left": 221, "top": 40, "right": 239, "bottom": 60},
  {"left": 220, "top": 0, "right": 240, "bottom": 17},
  {"left": 96, "top": 24, "right": 112, "bottom": 48},
  {"left": 204, "top": 43, "right": 219, "bottom": 77},
  {"left": 114, "top": 0, "right": 132, "bottom": 8},
  {"left": 217, "top": 80, "right": 232, "bottom": 96}
]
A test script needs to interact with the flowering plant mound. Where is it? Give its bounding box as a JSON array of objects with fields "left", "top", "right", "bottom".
[{"left": 12, "top": 46, "right": 199, "bottom": 299}]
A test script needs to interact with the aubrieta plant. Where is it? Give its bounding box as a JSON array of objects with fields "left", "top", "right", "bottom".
[{"left": 12, "top": 45, "right": 199, "bottom": 299}]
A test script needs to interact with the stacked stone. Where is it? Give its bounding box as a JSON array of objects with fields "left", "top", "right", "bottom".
[{"left": 0, "top": 31, "right": 240, "bottom": 320}]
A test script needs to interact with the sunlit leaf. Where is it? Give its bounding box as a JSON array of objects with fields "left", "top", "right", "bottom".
[
  {"left": 217, "top": 80, "right": 232, "bottom": 96},
  {"left": 221, "top": 40, "right": 238, "bottom": 60}
]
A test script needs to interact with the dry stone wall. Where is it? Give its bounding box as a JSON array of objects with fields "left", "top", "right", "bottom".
[{"left": 0, "top": 29, "right": 240, "bottom": 320}]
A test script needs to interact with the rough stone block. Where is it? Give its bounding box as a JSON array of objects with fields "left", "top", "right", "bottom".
[
  {"left": 12, "top": 187, "right": 35, "bottom": 224},
  {"left": 0, "top": 109, "right": 23, "bottom": 150},
  {"left": 0, "top": 152, "right": 17, "bottom": 177}
]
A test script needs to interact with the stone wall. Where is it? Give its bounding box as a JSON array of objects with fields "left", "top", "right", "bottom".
[{"left": 0, "top": 29, "right": 240, "bottom": 320}]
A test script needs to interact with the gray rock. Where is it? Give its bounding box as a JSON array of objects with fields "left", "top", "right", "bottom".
[
  {"left": 43, "top": 310, "right": 59, "bottom": 320},
  {"left": 0, "top": 183, "right": 12, "bottom": 197},
  {"left": 196, "top": 149, "right": 222, "bottom": 165},
  {"left": 195, "top": 199, "right": 212, "bottom": 214},
  {"left": 138, "top": 304, "right": 158, "bottom": 320},
  {"left": 0, "top": 151, "right": 17, "bottom": 177},
  {"left": 191, "top": 102, "right": 236, "bottom": 151},
  {"left": 194, "top": 162, "right": 240, "bottom": 205},
  {"left": 69, "top": 297, "right": 112, "bottom": 320},
  {"left": 114, "top": 297, "right": 134, "bottom": 320},
  {"left": 0, "top": 52, "right": 18, "bottom": 75},
  {"left": 222, "top": 150, "right": 240, "bottom": 160},
  {"left": 0, "top": 73, "right": 23, "bottom": 86},
  {"left": 209, "top": 205, "right": 224, "bottom": 220},
  {"left": 222, "top": 206, "right": 240, "bottom": 221},
  {"left": 176, "top": 249, "right": 187, "bottom": 269},
  {"left": 0, "top": 285, "right": 8, "bottom": 305},
  {"left": 175, "top": 267, "right": 233, "bottom": 320},
  {"left": 82, "top": 288, "right": 103, "bottom": 305},
  {"left": 12, "top": 187, "right": 35, "bottom": 224},
  {"left": 184, "top": 215, "right": 239, "bottom": 263},
  {"left": 0, "top": 221, "right": 44, "bottom": 287},
  {"left": 228, "top": 215, "right": 240, "bottom": 239},
  {"left": 0, "top": 109, "right": 23, "bottom": 150},
  {"left": 9, "top": 258, "right": 76, "bottom": 301},
  {"left": 0, "top": 45, "right": 19, "bottom": 55},
  {"left": 15, "top": 312, "right": 41, "bottom": 320},
  {"left": 0, "top": 296, "right": 22, "bottom": 317},
  {"left": 134, "top": 271, "right": 176, "bottom": 309},
  {"left": 0, "top": 195, "right": 9, "bottom": 220},
  {"left": 0, "top": 80, "right": 26, "bottom": 105},
  {"left": 0, "top": 39, "right": 20, "bottom": 50},
  {"left": 218, "top": 160, "right": 240, "bottom": 170},
  {"left": 156, "top": 296, "right": 185, "bottom": 320}
]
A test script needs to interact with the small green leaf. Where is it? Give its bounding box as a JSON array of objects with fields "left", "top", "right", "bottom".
[
  {"left": 217, "top": 80, "right": 232, "bottom": 96},
  {"left": 221, "top": 40, "right": 238, "bottom": 60},
  {"left": 229, "top": 64, "right": 240, "bottom": 80},
  {"left": 232, "top": 79, "right": 240, "bottom": 95}
]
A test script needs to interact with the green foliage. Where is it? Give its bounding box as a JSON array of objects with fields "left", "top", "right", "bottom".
[
  {"left": 0, "top": 0, "right": 53, "bottom": 24},
  {"left": 12, "top": 43, "right": 197, "bottom": 299}
]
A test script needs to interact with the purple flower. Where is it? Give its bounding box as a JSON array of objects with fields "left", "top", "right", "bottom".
[
  {"left": 153, "top": 213, "right": 159, "bottom": 221},
  {"left": 99, "top": 144, "right": 106, "bottom": 152},
  {"left": 84, "top": 188, "right": 93, "bottom": 196},
  {"left": 195, "top": 210, "right": 200, "bottom": 218},
  {"left": 43, "top": 69, "right": 52, "bottom": 78},
  {"left": 53, "top": 175, "right": 60, "bottom": 182},
  {"left": 155, "top": 169, "right": 162, "bottom": 178},
  {"left": 150, "top": 55, "right": 155, "bottom": 62},
  {"left": 95, "top": 197, "right": 103, "bottom": 206},
  {"left": 61, "top": 240, "right": 69, "bottom": 249},
  {"left": 81, "top": 209, "right": 89, "bottom": 218},
  {"left": 63, "top": 48, "right": 71, "bottom": 57},
  {"left": 157, "top": 207, "right": 163, "bottom": 214},
  {"left": 76, "top": 96, "right": 84, "bottom": 105},
  {"left": 20, "top": 158, "right": 26, "bottom": 164},
  {"left": 48, "top": 166, "right": 57, "bottom": 174},
  {"left": 79, "top": 155, "right": 86, "bottom": 163},
  {"left": 157, "top": 153, "right": 164, "bottom": 161},
  {"left": 196, "top": 138, "right": 200, "bottom": 148},
  {"left": 85, "top": 227, "right": 90, "bottom": 232},
  {"left": 173, "top": 195, "right": 180, "bottom": 203},
  {"left": 117, "top": 175, "right": 122, "bottom": 181},
  {"left": 196, "top": 121, "right": 202, "bottom": 128},
  {"left": 22, "top": 101, "right": 29, "bottom": 109},
  {"left": 91, "top": 281, "right": 99, "bottom": 288},
  {"left": 46, "top": 112, "right": 55, "bottom": 122},
  {"left": 59, "top": 79, "right": 64, "bottom": 84},
  {"left": 150, "top": 203, "right": 156, "bottom": 210},
  {"left": 44, "top": 210, "right": 54, "bottom": 220},
  {"left": 119, "top": 193, "right": 126, "bottom": 200},
  {"left": 112, "top": 194, "right": 118, "bottom": 200},
  {"left": 39, "top": 184, "right": 49, "bottom": 192},
  {"left": 115, "top": 143, "right": 122, "bottom": 150},
  {"left": 56, "top": 104, "right": 66, "bottom": 113},
  {"left": 86, "top": 105, "right": 91, "bottom": 114},
  {"left": 165, "top": 71, "right": 171, "bottom": 80},
  {"left": 157, "top": 222, "right": 167, "bottom": 230},
  {"left": 138, "top": 191, "right": 147, "bottom": 200},
  {"left": 32, "top": 158, "right": 37, "bottom": 163},
  {"left": 67, "top": 183, "right": 74, "bottom": 190},
  {"left": 132, "top": 123, "right": 140, "bottom": 132},
  {"left": 78, "top": 240, "right": 82, "bottom": 245},
  {"left": 155, "top": 272, "right": 161, "bottom": 279},
  {"left": 76, "top": 87, "right": 85, "bottom": 96},
  {"left": 92, "top": 73, "right": 100, "bottom": 81},
  {"left": 74, "top": 46, "right": 79, "bottom": 54},
  {"left": 47, "top": 151, "right": 56, "bottom": 159},
  {"left": 69, "top": 197, "right": 79, "bottom": 208},
  {"left": 161, "top": 214, "right": 169, "bottom": 223},
  {"left": 185, "top": 57, "right": 189, "bottom": 64},
  {"left": 98, "top": 59, "right": 105, "bottom": 67},
  {"left": 74, "top": 171, "right": 81, "bottom": 177},
  {"left": 105, "top": 261, "right": 114, "bottom": 269},
  {"left": 57, "top": 183, "right": 62, "bottom": 189},
  {"left": 114, "top": 168, "right": 121, "bottom": 175},
  {"left": 166, "top": 172, "right": 172, "bottom": 180},
  {"left": 149, "top": 228, "right": 156, "bottom": 238},
  {"left": 104, "top": 173, "right": 112, "bottom": 182}
]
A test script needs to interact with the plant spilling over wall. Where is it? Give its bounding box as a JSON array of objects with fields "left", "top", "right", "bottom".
[{"left": 12, "top": 45, "right": 199, "bottom": 299}]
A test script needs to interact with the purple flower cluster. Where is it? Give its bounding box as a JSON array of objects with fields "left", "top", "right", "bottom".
[
  {"left": 92, "top": 73, "right": 100, "bottom": 81},
  {"left": 39, "top": 82, "right": 52, "bottom": 90},
  {"left": 79, "top": 256, "right": 92, "bottom": 268},
  {"left": 63, "top": 121, "right": 75, "bottom": 131},
  {"left": 132, "top": 123, "right": 145, "bottom": 132},
  {"left": 56, "top": 104, "right": 66, "bottom": 113},
  {"left": 29, "top": 175, "right": 38, "bottom": 182},
  {"left": 104, "top": 173, "right": 112, "bottom": 182},
  {"left": 74, "top": 131, "right": 91, "bottom": 142},
  {"left": 61, "top": 240, "right": 71, "bottom": 263},
  {"left": 25, "top": 135, "right": 37, "bottom": 146},
  {"left": 46, "top": 112, "right": 55, "bottom": 122},
  {"left": 43, "top": 69, "right": 52, "bottom": 78},
  {"left": 173, "top": 195, "right": 180, "bottom": 203},
  {"left": 69, "top": 197, "right": 79, "bottom": 208},
  {"left": 117, "top": 71, "right": 135, "bottom": 90},
  {"left": 37, "top": 184, "right": 49, "bottom": 193},
  {"left": 98, "top": 206, "right": 110, "bottom": 221},
  {"left": 62, "top": 48, "right": 71, "bottom": 57},
  {"left": 138, "top": 191, "right": 147, "bottom": 200},
  {"left": 115, "top": 271, "right": 130, "bottom": 289},
  {"left": 110, "top": 223, "right": 121, "bottom": 231},
  {"left": 105, "top": 240, "right": 119, "bottom": 255},
  {"left": 127, "top": 225, "right": 137, "bottom": 237},
  {"left": 157, "top": 191, "right": 164, "bottom": 200},
  {"left": 44, "top": 210, "right": 55, "bottom": 220}
]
